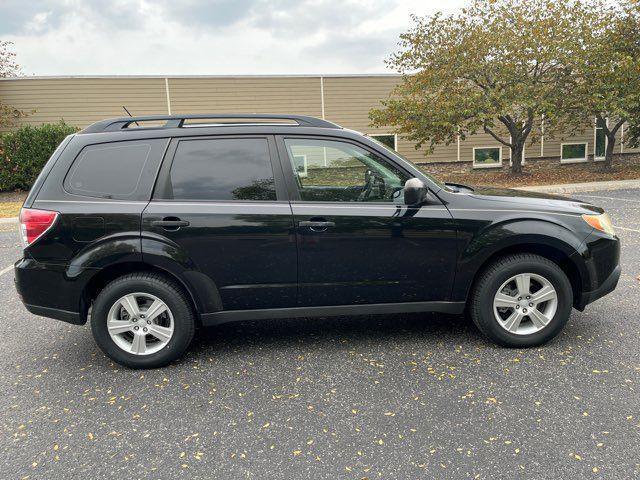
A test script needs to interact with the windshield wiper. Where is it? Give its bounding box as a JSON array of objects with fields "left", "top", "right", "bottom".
[{"left": 445, "top": 182, "right": 474, "bottom": 192}]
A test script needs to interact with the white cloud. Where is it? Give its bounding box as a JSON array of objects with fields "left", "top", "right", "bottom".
[
  {"left": 1, "top": 0, "right": 467, "bottom": 75},
  {"left": 24, "top": 12, "right": 53, "bottom": 33}
]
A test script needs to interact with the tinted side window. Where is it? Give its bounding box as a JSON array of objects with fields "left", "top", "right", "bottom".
[
  {"left": 283, "top": 138, "right": 409, "bottom": 203},
  {"left": 165, "top": 138, "right": 276, "bottom": 201},
  {"left": 64, "top": 139, "right": 165, "bottom": 200}
]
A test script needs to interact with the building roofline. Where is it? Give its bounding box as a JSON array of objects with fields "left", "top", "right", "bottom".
[{"left": 0, "top": 73, "right": 402, "bottom": 81}]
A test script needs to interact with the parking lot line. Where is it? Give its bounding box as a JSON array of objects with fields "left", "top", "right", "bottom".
[
  {"left": 614, "top": 225, "right": 640, "bottom": 233},
  {"left": 579, "top": 194, "right": 640, "bottom": 203},
  {"left": 0, "top": 264, "right": 14, "bottom": 277}
]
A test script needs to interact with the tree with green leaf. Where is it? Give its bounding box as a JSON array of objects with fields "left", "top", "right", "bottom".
[
  {"left": 601, "top": 1, "right": 640, "bottom": 161},
  {"left": 0, "top": 40, "right": 24, "bottom": 128},
  {"left": 564, "top": 1, "right": 640, "bottom": 169},
  {"left": 370, "top": 0, "right": 602, "bottom": 174}
]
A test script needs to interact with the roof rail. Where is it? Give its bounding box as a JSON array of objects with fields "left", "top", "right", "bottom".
[{"left": 81, "top": 114, "right": 342, "bottom": 133}]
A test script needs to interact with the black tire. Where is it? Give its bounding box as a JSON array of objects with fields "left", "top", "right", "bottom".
[
  {"left": 91, "top": 272, "right": 195, "bottom": 369},
  {"left": 469, "top": 254, "right": 573, "bottom": 348}
]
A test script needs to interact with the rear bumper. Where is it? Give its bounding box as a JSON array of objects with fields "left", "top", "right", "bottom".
[
  {"left": 22, "top": 303, "right": 83, "bottom": 324},
  {"left": 14, "top": 257, "right": 87, "bottom": 325}
]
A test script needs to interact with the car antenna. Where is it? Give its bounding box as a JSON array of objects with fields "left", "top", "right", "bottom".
[{"left": 122, "top": 106, "right": 140, "bottom": 126}]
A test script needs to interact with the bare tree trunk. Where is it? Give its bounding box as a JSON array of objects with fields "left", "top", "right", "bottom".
[
  {"left": 603, "top": 132, "right": 616, "bottom": 170},
  {"left": 601, "top": 118, "right": 625, "bottom": 170},
  {"left": 499, "top": 116, "right": 532, "bottom": 175},
  {"left": 510, "top": 141, "right": 524, "bottom": 174},
  {"left": 486, "top": 117, "right": 532, "bottom": 175}
]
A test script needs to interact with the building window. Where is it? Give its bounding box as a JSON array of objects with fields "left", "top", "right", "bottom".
[
  {"left": 561, "top": 143, "right": 588, "bottom": 163},
  {"left": 594, "top": 118, "right": 607, "bottom": 160},
  {"left": 473, "top": 147, "right": 502, "bottom": 168},
  {"left": 369, "top": 134, "right": 397, "bottom": 151},
  {"left": 293, "top": 154, "right": 308, "bottom": 178}
]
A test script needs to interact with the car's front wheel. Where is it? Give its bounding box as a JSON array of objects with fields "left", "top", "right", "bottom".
[
  {"left": 91, "top": 273, "right": 195, "bottom": 368},
  {"left": 469, "top": 254, "right": 573, "bottom": 347}
]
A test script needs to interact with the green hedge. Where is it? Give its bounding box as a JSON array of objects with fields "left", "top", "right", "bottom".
[{"left": 0, "top": 122, "right": 78, "bottom": 192}]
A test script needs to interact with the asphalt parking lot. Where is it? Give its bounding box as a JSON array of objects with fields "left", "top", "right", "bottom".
[{"left": 1, "top": 188, "right": 639, "bottom": 479}]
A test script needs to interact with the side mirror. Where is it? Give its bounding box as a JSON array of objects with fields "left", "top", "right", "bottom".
[{"left": 404, "top": 178, "right": 428, "bottom": 206}]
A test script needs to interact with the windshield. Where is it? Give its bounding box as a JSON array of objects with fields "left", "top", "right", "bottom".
[{"left": 368, "top": 136, "right": 447, "bottom": 190}]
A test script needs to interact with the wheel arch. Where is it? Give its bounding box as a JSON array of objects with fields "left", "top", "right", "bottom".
[
  {"left": 80, "top": 262, "right": 207, "bottom": 326},
  {"left": 464, "top": 242, "right": 584, "bottom": 310},
  {"left": 453, "top": 218, "right": 591, "bottom": 309}
]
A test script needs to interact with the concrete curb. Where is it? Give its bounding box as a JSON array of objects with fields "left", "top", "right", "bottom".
[
  {"left": 0, "top": 217, "right": 17, "bottom": 224},
  {"left": 515, "top": 179, "right": 640, "bottom": 194}
]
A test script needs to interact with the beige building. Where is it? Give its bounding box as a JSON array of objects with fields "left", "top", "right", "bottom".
[{"left": 0, "top": 75, "right": 636, "bottom": 166}]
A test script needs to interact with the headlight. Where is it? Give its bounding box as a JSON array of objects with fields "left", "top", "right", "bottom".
[{"left": 582, "top": 213, "right": 615, "bottom": 236}]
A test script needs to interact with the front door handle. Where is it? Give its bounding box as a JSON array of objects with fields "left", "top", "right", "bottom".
[
  {"left": 152, "top": 218, "right": 190, "bottom": 230},
  {"left": 299, "top": 219, "right": 335, "bottom": 232}
]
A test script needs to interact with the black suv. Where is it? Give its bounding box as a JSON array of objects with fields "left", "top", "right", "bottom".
[{"left": 15, "top": 114, "right": 620, "bottom": 368}]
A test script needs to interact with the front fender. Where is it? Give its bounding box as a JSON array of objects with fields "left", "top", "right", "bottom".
[{"left": 452, "top": 217, "right": 591, "bottom": 301}]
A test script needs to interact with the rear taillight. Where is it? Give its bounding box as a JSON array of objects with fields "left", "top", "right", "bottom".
[{"left": 19, "top": 208, "right": 59, "bottom": 248}]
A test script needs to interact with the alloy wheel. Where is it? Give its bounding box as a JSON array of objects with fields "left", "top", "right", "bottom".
[
  {"left": 492, "top": 273, "right": 558, "bottom": 335},
  {"left": 106, "top": 292, "right": 175, "bottom": 355}
]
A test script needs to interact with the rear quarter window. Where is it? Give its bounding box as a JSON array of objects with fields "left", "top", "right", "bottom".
[{"left": 64, "top": 139, "right": 168, "bottom": 200}]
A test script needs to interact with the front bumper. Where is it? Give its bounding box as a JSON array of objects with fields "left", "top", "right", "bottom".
[
  {"left": 573, "top": 231, "right": 621, "bottom": 310},
  {"left": 575, "top": 264, "right": 621, "bottom": 310}
]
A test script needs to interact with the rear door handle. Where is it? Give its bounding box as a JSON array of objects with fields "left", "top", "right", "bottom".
[
  {"left": 152, "top": 218, "right": 190, "bottom": 230},
  {"left": 299, "top": 220, "right": 335, "bottom": 232}
]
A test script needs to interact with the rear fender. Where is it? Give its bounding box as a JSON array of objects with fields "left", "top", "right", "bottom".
[
  {"left": 141, "top": 232, "right": 223, "bottom": 314},
  {"left": 66, "top": 232, "right": 141, "bottom": 278},
  {"left": 68, "top": 232, "right": 222, "bottom": 318}
]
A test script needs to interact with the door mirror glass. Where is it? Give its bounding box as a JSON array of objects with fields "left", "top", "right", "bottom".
[{"left": 403, "top": 178, "right": 428, "bottom": 206}]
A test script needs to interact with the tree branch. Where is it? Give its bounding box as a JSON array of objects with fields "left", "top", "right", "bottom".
[
  {"left": 484, "top": 124, "right": 512, "bottom": 147},
  {"left": 598, "top": 116, "right": 626, "bottom": 138},
  {"left": 610, "top": 118, "right": 626, "bottom": 136},
  {"left": 521, "top": 110, "right": 535, "bottom": 138}
]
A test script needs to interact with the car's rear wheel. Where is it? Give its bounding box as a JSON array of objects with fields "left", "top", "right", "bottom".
[
  {"left": 469, "top": 253, "right": 573, "bottom": 347},
  {"left": 91, "top": 273, "right": 195, "bottom": 368}
]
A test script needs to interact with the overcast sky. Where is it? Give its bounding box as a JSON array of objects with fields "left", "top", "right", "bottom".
[{"left": 0, "top": 0, "right": 466, "bottom": 76}]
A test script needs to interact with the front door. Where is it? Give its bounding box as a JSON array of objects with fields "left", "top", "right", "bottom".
[
  {"left": 277, "top": 136, "right": 457, "bottom": 307},
  {"left": 142, "top": 135, "right": 297, "bottom": 311}
]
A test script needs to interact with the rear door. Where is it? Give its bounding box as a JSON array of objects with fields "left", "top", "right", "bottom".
[
  {"left": 142, "top": 135, "right": 297, "bottom": 310},
  {"left": 276, "top": 135, "right": 457, "bottom": 307}
]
